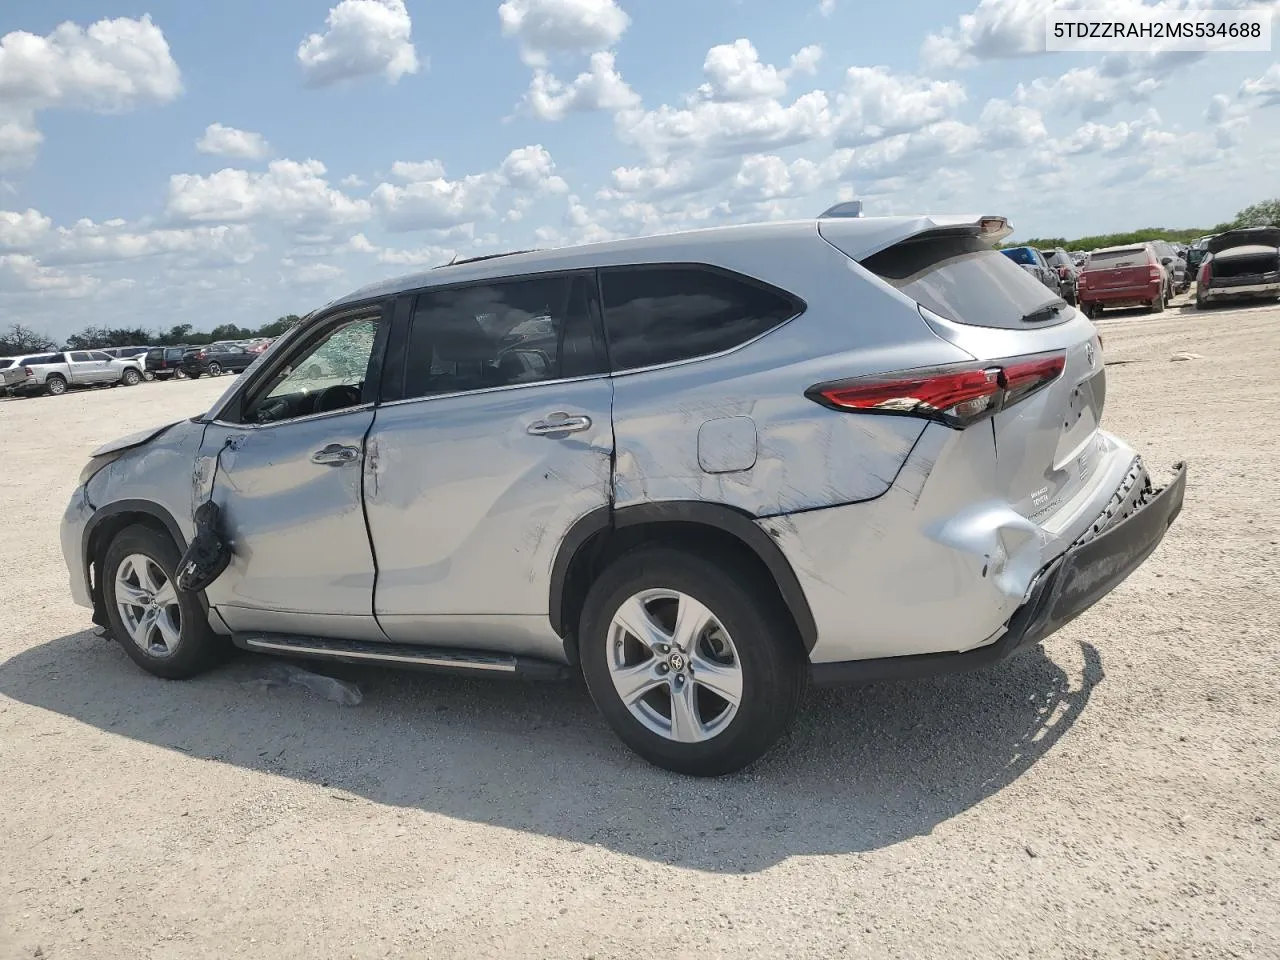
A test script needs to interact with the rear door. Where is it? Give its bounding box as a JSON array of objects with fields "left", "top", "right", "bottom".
[
  {"left": 66, "top": 352, "right": 99, "bottom": 383},
  {"left": 89, "top": 351, "right": 117, "bottom": 381},
  {"left": 363, "top": 271, "right": 612, "bottom": 657},
  {"left": 858, "top": 234, "right": 1106, "bottom": 523}
]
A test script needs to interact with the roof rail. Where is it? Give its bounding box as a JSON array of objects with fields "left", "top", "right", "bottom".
[{"left": 434, "top": 249, "right": 538, "bottom": 269}]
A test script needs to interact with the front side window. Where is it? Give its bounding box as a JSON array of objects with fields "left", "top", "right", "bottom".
[
  {"left": 599, "top": 265, "right": 800, "bottom": 371},
  {"left": 403, "top": 273, "right": 601, "bottom": 400},
  {"left": 245, "top": 318, "right": 379, "bottom": 424},
  {"left": 70, "top": 352, "right": 92, "bottom": 362},
  {"left": 90, "top": 351, "right": 112, "bottom": 361}
]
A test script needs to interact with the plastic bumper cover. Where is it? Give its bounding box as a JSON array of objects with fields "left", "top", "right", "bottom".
[{"left": 811, "top": 458, "right": 1186, "bottom": 686}]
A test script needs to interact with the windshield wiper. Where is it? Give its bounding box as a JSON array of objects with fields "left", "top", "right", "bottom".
[{"left": 1019, "top": 299, "right": 1068, "bottom": 324}]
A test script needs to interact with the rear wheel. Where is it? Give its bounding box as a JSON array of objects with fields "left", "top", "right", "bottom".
[
  {"left": 1083, "top": 302, "right": 1101, "bottom": 319},
  {"left": 45, "top": 374, "right": 67, "bottom": 396},
  {"left": 1150, "top": 294, "right": 1166, "bottom": 314},
  {"left": 207, "top": 361, "right": 222, "bottom": 376},
  {"left": 121, "top": 367, "right": 141, "bottom": 386},
  {"left": 102, "top": 525, "right": 227, "bottom": 680},
  {"left": 579, "top": 546, "right": 807, "bottom": 776}
]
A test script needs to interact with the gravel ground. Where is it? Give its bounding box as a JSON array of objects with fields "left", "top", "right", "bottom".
[{"left": 2, "top": 299, "right": 1278, "bottom": 959}]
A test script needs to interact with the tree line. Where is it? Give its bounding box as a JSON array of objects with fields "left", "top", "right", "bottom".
[
  {"left": 0, "top": 316, "right": 302, "bottom": 357},
  {"left": 1008, "top": 198, "right": 1280, "bottom": 253}
]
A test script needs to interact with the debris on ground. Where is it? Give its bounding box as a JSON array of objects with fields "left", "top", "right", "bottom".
[
  {"left": 240, "top": 662, "right": 363, "bottom": 706},
  {"left": 1170, "top": 351, "right": 1204, "bottom": 361}
]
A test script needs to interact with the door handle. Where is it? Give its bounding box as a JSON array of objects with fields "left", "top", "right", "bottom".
[
  {"left": 312, "top": 443, "right": 360, "bottom": 465},
  {"left": 527, "top": 412, "right": 592, "bottom": 436}
]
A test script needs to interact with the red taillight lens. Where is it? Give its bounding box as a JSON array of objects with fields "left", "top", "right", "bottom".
[
  {"left": 1148, "top": 266, "right": 1161, "bottom": 281},
  {"left": 807, "top": 351, "right": 1067, "bottom": 429},
  {"left": 1199, "top": 261, "right": 1211, "bottom": 285},
  {"left": 24, "top": 366, "right": 33, "bottom": 376}
]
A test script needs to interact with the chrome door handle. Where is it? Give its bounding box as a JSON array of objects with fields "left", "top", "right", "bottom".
[
  {"left": 312, "top": 443, "right": 360, "bottom": 465},
  {"left": 527, "top": 413, "right": 592, "bottom": 436}
]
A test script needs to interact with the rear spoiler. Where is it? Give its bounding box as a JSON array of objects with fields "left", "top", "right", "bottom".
[{"left": 817, "top": 214, "right": 1014, "bottom": 262}]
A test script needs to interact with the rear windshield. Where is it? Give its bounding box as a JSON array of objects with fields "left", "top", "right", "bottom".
[
  {"left": 1086, "top": 248, "right": 1147, "bottom": 270},
  {"left": 862, "top": 236, "right": 1069, "bottom": 331},
  {"left": 1000, "top": 247, "right": 1035, "bottom": 265}
]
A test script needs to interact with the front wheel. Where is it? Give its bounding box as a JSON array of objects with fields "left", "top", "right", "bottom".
[
  {"left": 121, "top": 367, "right": 141, "bottom": 386},
  {"left": 579, "top": 546, "right": 807, "bottom": 777},
  {"left": 45, "top": 375, "right": 67, "bottom": 396},
  {"left": 102, "top": 525, "right": 227, "bottom": 680}
]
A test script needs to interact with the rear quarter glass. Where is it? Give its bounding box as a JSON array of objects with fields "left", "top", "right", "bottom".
[{"left": 862, "top": 236, "right": 1070, "bottom": 331}]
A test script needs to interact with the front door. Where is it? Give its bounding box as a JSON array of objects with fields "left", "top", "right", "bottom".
[
  {"left": 364, "top": 272, "right": 613, "bottom": 660},
  {"left": 199, "top": 312, "right": 387, "bottom": 641}
]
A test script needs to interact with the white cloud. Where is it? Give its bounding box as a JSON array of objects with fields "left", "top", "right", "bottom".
[
  {"left": 600, "top": 158, "right": 736, "bottom": 200},
  {"left": 0, "top": 208, "right": 52, "bottom": 249},
  {"left": 523, "top": 51, "right": 639, "bottom": 120},
  {"left": 390, "top": 159, "right": 446, "bottom": 180},
  {"left": 0, "top": 254, "right": 101, "bottom": 299},
  {"left": 1056, "top": 108, "right": 1167, "bottom": 156},
  {"left": 695, "top": 40, "right": 822, "bottom": 103},
  {"left": 499, "top": 0, "right": 630, "bottom": 67},
  {"left": 371, "top": 172, "right": 502, "bottom": 231},
  {"left": 1015, "top": 50, "right": 1201, "bottom": 119},
  {"left": 500, "top": 145, "right": 569, "bottom": 193},
  {"left": 167, "top": 159, "right": 372, "bottom": 226},
  {"left": 0, "top": 15, "right": 181, "bottom": 168},
  {"left": 977, "top": 98, "right": 1046, "bottom": 147},
  {"left": 283, "top": 260, "right": 345, "bottom": 285},
  {"left": 618, "top": 90, "right": 831, "bottom": 160},
  {"left": 833, "top": 66, "right": 966, "bottom": 145},
  {"left": 340, "top": 174, "right": 368, "bottom": 188},
  {"left": 1240, "top": 64, "right": 1280, "bottom": 106},
  {"left": 1206, "top": 93, "right": 1250, "bottom": 147},
  {"left": 196, "top": 123, "right": 271, "bottom": 160},
  {"left": 819, "top": 0, "right": 837, "bottom": 15},
  {"left": 297, "top": 0, "right": 421, "bottom": 88}
]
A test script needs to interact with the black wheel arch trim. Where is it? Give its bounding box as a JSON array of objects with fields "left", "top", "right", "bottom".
[
  {"left": 82, "top": 499, "right": 197, "bottom": 628},
  {"left": 549, "top": 500, "right": 819, "bottom": 653}
]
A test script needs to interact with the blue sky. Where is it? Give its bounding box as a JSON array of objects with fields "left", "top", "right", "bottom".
[{"left": 2, "top": 0, "right": 1278, "bottom": 340}]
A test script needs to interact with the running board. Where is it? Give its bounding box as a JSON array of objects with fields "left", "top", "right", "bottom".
[{"left": 232, "top": 632, "right": 570, "bottom": 680}]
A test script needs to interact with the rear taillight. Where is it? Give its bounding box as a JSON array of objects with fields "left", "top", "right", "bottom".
[
  {"left": 24, "top": 366, "right": 33, "bottom": 376},
  {"left": 1077, "top": 273, "right": 1088, "bottom": 287},
  {"left": 806, "top": 351, "right": 1067, "bottom": 429},
  {"left": 1148, "top": 266, "right": 1161, "bottom": 281},
  {"left": 1199, "top": 261, "right": 1211, "bottom": 285}
]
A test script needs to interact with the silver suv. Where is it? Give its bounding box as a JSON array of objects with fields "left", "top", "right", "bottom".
[{"left": 61, "top": 214, "right": 1186, "bottom": 775}]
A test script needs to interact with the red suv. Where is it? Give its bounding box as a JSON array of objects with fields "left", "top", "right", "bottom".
[{"left": 1078, "top": 243, "right": 1168, "bottom": 318}]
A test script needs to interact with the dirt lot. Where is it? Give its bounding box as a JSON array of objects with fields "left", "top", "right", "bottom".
[{"left": 2, "top": 300, "right": 1278, "bottom": 960}]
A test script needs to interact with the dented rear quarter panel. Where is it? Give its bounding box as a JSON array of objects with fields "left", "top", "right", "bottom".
[{"left": 610, "top": 227, "right": 973, "bottom": 516}]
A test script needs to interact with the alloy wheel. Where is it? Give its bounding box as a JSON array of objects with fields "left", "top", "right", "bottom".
[
  {"left": 114, "top": 553, "right": 182, "bottom": 658},
  {"left": 606, "top": 589, "right": 743, "bottom": 743}
]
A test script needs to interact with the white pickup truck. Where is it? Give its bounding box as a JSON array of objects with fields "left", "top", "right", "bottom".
[{"left": 10, "top": 350, "right": 145, "bottom": 397}]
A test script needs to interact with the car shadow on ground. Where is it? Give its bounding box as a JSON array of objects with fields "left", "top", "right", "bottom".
[{"left": 0, "top": 630, "right": 1103, "bottom": 872}]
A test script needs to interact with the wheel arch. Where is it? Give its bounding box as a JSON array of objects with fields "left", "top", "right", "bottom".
[
  {"left": 83, "top": 500, "right": 191, "bottom": 629},
  {"left": 550, "top": 501, "right": 819, "bottom": 660}
]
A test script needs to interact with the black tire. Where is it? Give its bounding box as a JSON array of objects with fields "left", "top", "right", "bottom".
[
  {"left": 579, "top": 545, "right": 807, "bottom": 777},
  {"left": 102, "top": 524, "right": 227, "bottom": 680},
  {"left": 1083, "top": 302, "right": 1101, "bottom": 319},
  {"left": 207, "top": 361, "right": 222, "bottom": 376},
  {"left": 188, "top": 371, "right": 201, "bottom": 379},
  {"left": 1150, "top": 294, "right": 1165, "bottom": 314},
  {"left": 45, "top": 375, "right": 67, "bottom": 396},
  {"left": 121, "top": 367, "right": 141, "bottom": 386}
]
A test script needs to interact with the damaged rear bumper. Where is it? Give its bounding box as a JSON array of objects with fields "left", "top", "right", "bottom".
[{"left": 811, "top": 458, "right": 1186, "bottom": 686}]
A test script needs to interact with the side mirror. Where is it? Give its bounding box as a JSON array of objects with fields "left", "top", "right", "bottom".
[{"left": 1161, "top": 257, "right": 1173, "bottom": 266}]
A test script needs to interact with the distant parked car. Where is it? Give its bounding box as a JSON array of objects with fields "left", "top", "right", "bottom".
[
  {"left": 1150, "top": 240, "right": 1189, "bottom": 294},
  {"left": 101, "top": 346, "right": 152, "bottom": 361},
  {"left": 179, "top": 342, "right": 257, "bottom": 378},
  {"left": 1077, "top": 243, "right": 1169, "bottom": 318},
  {"left": 1185, "top": 235, "right": 1214, "bottom": 278},
  {"left": 1, "top": 357, "right": 31, "bottom": 395},
  {"left": 1039, "top": 247, "right": 1080, "bottom": 304},
  {"left": 145, "top": 346, "right": 190, "bottom": 380},
  {"left": 10, "top": 350, "right": 144, "bottom": 396},
  {"left": 1000, "top": 246, "right": 1062, "bottom": 295},
  {"left": 1194, "top": 226, "right": 1280, "bottom": 309}
]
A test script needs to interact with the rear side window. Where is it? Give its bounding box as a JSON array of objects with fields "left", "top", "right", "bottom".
[
  {"left": 24, "top": 354, "right": 61, "bottom": 365},
  {"left": 90, "top": 351, "right": 112, "bottom": 361},
  {"left": 70, "top": 351, "right": 92, "bottom": 362},
  {"left": 599, "top": 265, "right": 800, "bottom": 371},
  {"left": 146, "top": 348, "right": 163, "bottom": 359},
  {"left": 0, "top": 359, "right": 11, "bottom": 369},
  {"left": 862, "top": 235, "right": 1069, "bottom": 331},
  {"left": 166, "top": 348, "right": 185, "bottom": 359},
  {"left": 1085, "top": 248, "right": 1148, "bottom": 270},
  {"left": 1001, "top": 247, "right": 1035, "bottom": 265},
  {"left": 403, "top": 272, "right": 604, "bottom": 400}
]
